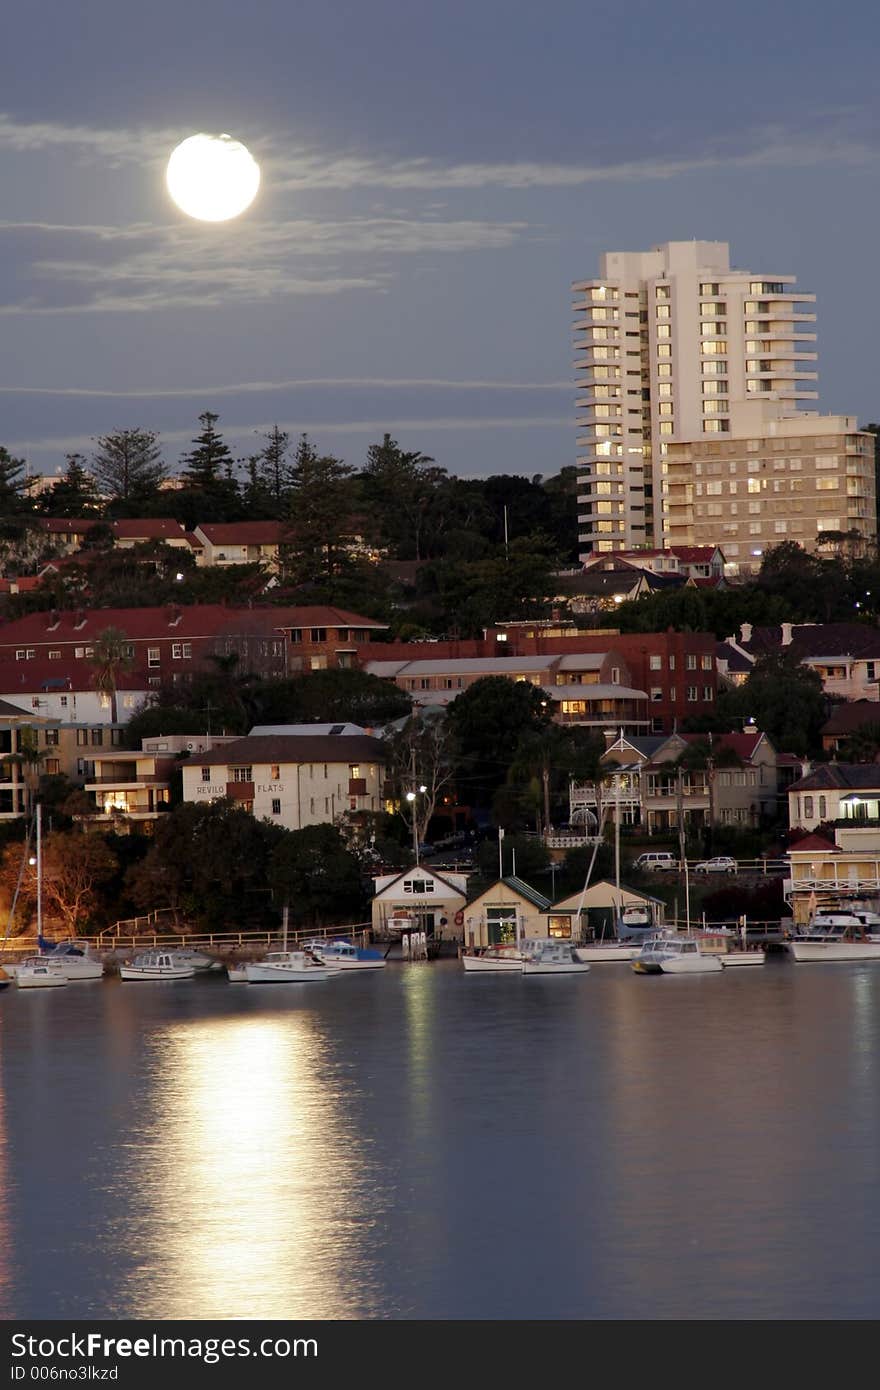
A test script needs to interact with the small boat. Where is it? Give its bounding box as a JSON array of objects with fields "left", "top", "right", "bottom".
[
  {"left": 631, "top": 936, "right": 724, "bottom": 975},
  {"left": 521, "top": 939, "right": 591, "bottom": 975},
  {"left": 37, "top": 937, "right": 105, "bottom": 981},
  {"left": 119, "top": 951, "right": 196, "bottom": 981},
  {"left": 310, "top": 940, "right": 387, "bottom": 971},
  {"left": 15, "top": 956, "right": 69, "bottom": 989},
  {"left": 243, "top": 950, "right": 332, "bottom": 983},
  {"left": 169, "top": 948, "right": 219, "bottom": 972},
  {"left": 788, "top": 924, "right": 880, "bottom": 963},
  {"left": 804, "top": 909, "right": 880, "bottom": 939},
  {"left": 461, "top": 944, "right": 526, "bottom": 973},
  {"left": 574, "top": 940, "right": 642, "bottom": 963}
]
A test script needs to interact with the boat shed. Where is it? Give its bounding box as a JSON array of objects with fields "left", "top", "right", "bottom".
[
  {"left": 372, "top": 866, "right": 468, "bottom": 941},
  {"left": 543, "top": 880, "right": 666, "bottom": 940},
  {"left": 463, "top": 876, "right": 551, "bottom": 949}
]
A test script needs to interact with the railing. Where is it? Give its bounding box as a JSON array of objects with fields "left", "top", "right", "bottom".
[{"left": 5, "top": 920, "right": 375, "bottom": 958}]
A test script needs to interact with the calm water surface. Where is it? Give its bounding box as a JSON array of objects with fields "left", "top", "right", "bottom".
[{"left": 1, "top": 958, "right": 879, "bottom": 1320}]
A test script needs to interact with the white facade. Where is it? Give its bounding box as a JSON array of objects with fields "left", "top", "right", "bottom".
[
  {"left": 0, "top": 688, "right": 149, "bottom": 724},
  {"left": 180, "top": 750, "right": 385, "bottom": 830},
  {"left": 574, "top": 240, "right": 817, "bottom": 555}
]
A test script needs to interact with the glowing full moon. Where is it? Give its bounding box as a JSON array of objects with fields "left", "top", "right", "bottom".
[{"left": 166, "top": 133, "right": 260, "bottom": 222}]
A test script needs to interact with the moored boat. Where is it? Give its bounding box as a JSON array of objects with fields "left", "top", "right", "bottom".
[
  {"left": 574, "top": 940, "right": 641, "bottom": 963},
  {"left": 631, "top": 936, "right": 723, "bottom": 975},
  {"left": 38, "top": 937, "right": 105, "bottom": 981},
  {"left": 243, "top": 950, "right": 332, "bottom": 983},
  {"left": 788, "top": 924, "right": 880, "bottom": 962},
  {"left": 14, "top": 956, "right": 69, "bottom": 989},
  {"left": 310, "top": 940, "right": 386, "bottom": 970},
  {"left": 461, "top": 944, "right": 525, "bottom": 973},
  {"left": 119, "top": 951, "right": 196, "bottom": 981},
  {"left": 521, "top": 939, "right": 591, "bottom": 975}
]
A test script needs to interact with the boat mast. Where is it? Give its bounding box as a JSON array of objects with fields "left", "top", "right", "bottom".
[
  {"left": 282, "top": 902, "right": 288, "bottom": 952},
  {"left": 36, "top": 802, "right": 42, "bottom": 942}
]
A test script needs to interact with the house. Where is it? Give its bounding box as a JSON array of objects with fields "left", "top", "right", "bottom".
[
  {"left": 180, "top": 732, "right": 387, "bottom": 831},
  {"left": 727, "top": 621, "right": 880, "bottom": 701},
  {"left": 788, "top": 763, "right": 880, "bottom": 832},
  {"left": 786, "top": 827, "right": 880, "bottom": 924},
  {"left": 371, "top": 866, "right": 468, "bottom": 941},
  {"left": 543, "top": 881, "right": 666, "bottom": 940},
  {"left": 462, "top": 877, "right": 551, "bottom": 948},
  {"left": 110, "top": 519, "right": 191, "bottom": 549},
  {"left": 37, "top": 518, "right": 100, "bottom": 554},
  {"left": 820, "top": 701, "right": 880, "bottom": 755},
  {"left": 83, "top": 733, "right": 232, "bottom": 824},
  {"left": 572, "top": 729, "right": 783, "bottom": 834},
  {"left": 193, "top": 522, "right": 285, "bottom": 571},
  {"left": 273, "top": 608, "right": 388, "bottom": 671},
  {"left": 582, "top": 546, "right": 726, "bottom": 582}
]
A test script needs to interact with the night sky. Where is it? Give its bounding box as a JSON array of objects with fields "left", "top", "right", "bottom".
[{"left": 3, "top": 0, "right": 879, "bottom": 482}]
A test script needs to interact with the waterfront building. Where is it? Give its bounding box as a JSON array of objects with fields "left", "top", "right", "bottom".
[
  {"left": 180, "top": 732, "right": 387, "bottom": 831},
  {"left": 786, "top": 825, "right": 880, "bottom": 924},
  {"left": 545, "top": 880, "right": 665, "bottom": 940},
  {"left": 724, "top": 621, "right": 880, "bottom": 701},
  {"left": 573, "top": 239, "right": 817, "bottom": 554},
  {"left": 83, "top": 733, "right": 233, "bottom": 824},
  {"left": 463, "top": 877, "right": 551, "bottom": 949},
  {"left": 371, "top": 866, "right": 469, "bottom": 941}
]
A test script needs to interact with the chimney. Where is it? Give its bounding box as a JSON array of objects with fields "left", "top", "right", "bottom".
[
  {"left": 739, "top": 622, "right": 752, "bottom": 644},
  {"left": 781, "top": 622, "right": 793, "bottom": 646},
  {"left": 166, "top": 605, "right": 182, "bottom": 627}
]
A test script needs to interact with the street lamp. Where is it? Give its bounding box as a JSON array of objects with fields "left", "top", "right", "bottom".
[{"left": 406, "top": 783, "right": 427, "bottom": 862}]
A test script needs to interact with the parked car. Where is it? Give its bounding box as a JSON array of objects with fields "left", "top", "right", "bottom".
[
  {"left": 633, "top": 851, "right": 678, "bottom": 872},
  {"left": 692, "top": 856, "right": 737, "bottom": 874}
]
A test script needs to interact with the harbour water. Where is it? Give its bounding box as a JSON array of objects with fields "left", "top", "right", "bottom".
[{"left": 2, "top": 957, "right": 880, "bottom": 1321}]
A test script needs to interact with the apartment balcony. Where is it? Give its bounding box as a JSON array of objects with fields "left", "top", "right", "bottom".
[{"left": 85, "top": 773, "right": 171, "bottom": 789}]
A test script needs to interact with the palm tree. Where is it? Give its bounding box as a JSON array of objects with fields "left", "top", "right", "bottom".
[
  {"left": 89, "top": 627, "right": 133, "bottom": 724},
  {"left": 0, "top": 727, "right": 47, "bottom": 814}
]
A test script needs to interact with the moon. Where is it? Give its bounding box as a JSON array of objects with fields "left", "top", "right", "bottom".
[{"left": 166, "top": 133, "right": 260, "bottom": 222}]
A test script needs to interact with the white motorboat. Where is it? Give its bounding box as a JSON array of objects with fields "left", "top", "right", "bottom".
[
  {"left": 310, "top": 940, "right": 387, "bottom": 971},
  {"left": 14, "top": 956, "right": 69, "bottom": 989},
  {"left": 521, "top": 939, "right": 591, "bottom": 975},
  {"left": 38, "top": 938, "right": 105, "bottom": 981},
  {"left": 788, "top": 924, "right": 880, "bottom": 963},
  {"left": 804, "top": 909, "right": 880, "bottom": 939},
  {"left": 574, "top": 940, "right": 641, "bottom": 963},
  {"left": 119, "top": 951, "right": 197, "bottom": 981},
  {"left": 461, "top": 944, "right": 526, "bottom": 973},
  {"left": 631, "top": 936, "right": 723, "bottom": 975},
  {"left": 243, "top": 950, "right": 332, "bottom": 983},
  {"left": 169, "top": 949, "right": 218, "bottom": 973}
]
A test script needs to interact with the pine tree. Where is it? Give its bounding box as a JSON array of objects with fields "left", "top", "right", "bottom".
[
  {"left": 40, "top": 454, "right": 101, "bottom": 517},
  {"left": 250, "top": 425, "right": 290, "bottom": 510},
  {"left": 178, "top": 411, "right": 240, "bottom": 521},
  {"left": 0, "top": 446, "right": 30, "bottom": 515},
  {"left": 91, "top": 429, "right": 167, "bottom": 507},
  {"left": 285, "top": 434, "right": 355, "bottom": 583},
  {"left": 361, "top": 433, "right": 444, "bottom": 560}
]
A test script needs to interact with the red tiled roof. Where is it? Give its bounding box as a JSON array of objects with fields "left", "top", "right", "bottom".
[
  {"left": 194, "top": 734, "right": 387, "bottom": 766},
  {"left": 788, "top": 834, "right": 839, "bottom": 853},
  {"left": 183, "top": 532, "right": 204, "bottom": 550},
  {"left": 681, "top": 731, "right": 766, "bottom": 759},
  {"left": 0, "top": 603, "right": 387, "bottom": 646},
  {"left": 111, "top": 519, "right": 187, "bottom": 540},
  {"left": 196, "top": 523, "right": 285, "bottom": 544},
  {"left": 38, "top": 518, "right": 100, "bottom": 535}
]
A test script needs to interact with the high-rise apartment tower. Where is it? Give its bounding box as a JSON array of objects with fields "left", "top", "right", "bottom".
[{"left": 573, "top": 240, "right": 817, "bottom": 556}]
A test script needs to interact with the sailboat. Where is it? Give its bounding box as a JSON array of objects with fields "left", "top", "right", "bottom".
[
  {"left": 574, "top": 759, "right": 654, "bottom": 962},
  {"left": 14, "top": 805, "right": 70, "bottom": 989}
]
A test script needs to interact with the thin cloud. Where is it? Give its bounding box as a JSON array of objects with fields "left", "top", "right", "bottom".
[{"left": 0, "top": 377, "right": 572, "bottom": 399}]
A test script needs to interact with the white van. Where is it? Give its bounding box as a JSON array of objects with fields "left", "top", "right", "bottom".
[{"left": 633, "top": 851, "right": 678, "bottom": 872}]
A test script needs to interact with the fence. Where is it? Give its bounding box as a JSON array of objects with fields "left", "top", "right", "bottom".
[{"left": 3, "top": 920, "right": 375, "bottom": 959}]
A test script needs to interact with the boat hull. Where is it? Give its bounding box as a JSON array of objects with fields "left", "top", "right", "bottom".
[
  {"left": 574, "top": 944, "right": 640, "bottom": 962},
  {"left": 16, "top": 968, "right": 68, "bottom": 988},
  {"left": 719, "top": 951, "right": 766, "bottom": 967},
  {"left": 119, "top": 964, "right": 195, "bottom": 980},
  {"left": 243, "top": 963, "right": 330, "bottom": 983},
  {"left": 789, "top": 941, "right": 880, "bottom": 962},
  {"left": 522, "top": 960, "right": 591, "bottom": 975},
  {"left": 226, "top": 965, "right": 249, "bottom": 982},
  {"left": 659, "top": 956, "right": 724, "bottom": 974},
  {"left": 461, "top": 954, "right": 524, "bottom": 972}
]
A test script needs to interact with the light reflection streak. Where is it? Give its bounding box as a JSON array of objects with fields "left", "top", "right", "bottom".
[{"left": 117, "top": 1010, "right": 365, "bottom": 1319}]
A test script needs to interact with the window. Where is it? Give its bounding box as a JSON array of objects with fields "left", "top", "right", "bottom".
[
  {"left": 148, "top": 647, "right": 160, "bottom": 668},
  {"left": 655, "top": 285, "right": 671, "bottom": 299},
  {"left": 651, "top": 687, "right": 663, "bottom": 701},
  {"left": 657, "top": 343, "right": 671, "bottom": 358},
  {"left": 76, "top": 729, "right": 88, "bottom": 746},
  {"left": 867, "top": 662, "right": 877, "bottom": 681},
  {"left": 271, "top": 799, "right": 281, "bottom": 815},
  {"left": 703, "top": 686, "right": 713, "bottom": 700},
  {"left": 686, "top": 655, "right": 697, "bottom": 670},
  {"left": 816, "top": 478, "right": 839, "bottom": 491},
  {"left": 610, "top": 667, "right": 620, "bottom": 684},
  {"left": 656, "top": 304, "right": 670, "bottom": 319},
  {"left": 656, "top": 324, "right": 671, "bottom": 339},
  {"left": 804, "top": 796, "right": 814, "bottom": 818},
  {"left": 774, "top": 521, "right": 788, "bottom": 534},
  {"left": 74, "top": 646, "right": 94, "bottom": 659},
  {"left": 48, "top": 650, "right": 61, "bottom": 660},
  {"left": 45, "top": 759, "right": 60, "bottom": 775},
  {"left": 231, "top": 766, "right": 253, "bottom": 782},
  {"left": 819, "top": 796, "right": 827, "bottom": 819},
  {"left": 703, "top": 420, "right": 730, "bottom": 433},
  {"left": 45, "top": 729, "right": 59, "bottom": 746},
  {"left": 14, "top": 650, "right": 25, "bottom": 660},
  {"left": 270, "top": 764, "right": 280, "bottom": 780},
  {"left": 701, "top": 282, "right": 720, "bottom": 294},
  {"left": 649, "top": 654, "right": 662, "bottom": 670},
  {"left": 701, "top": 655, "right": 712, "bottom": 670},
  {"left": 60, "top": 696, "right": 68, "bottom": 708},
  {"left": 702, "top": 341, "right": 728, "bottom": 355},
  {"left": 91, "top": 729, "right": 103, "bottom": 746},
  {"left": 201, "top": 767, "right": 211, "bottom": 782},
  {"left": 687, "top": 687, "right": 698, "bottom": 701}
]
